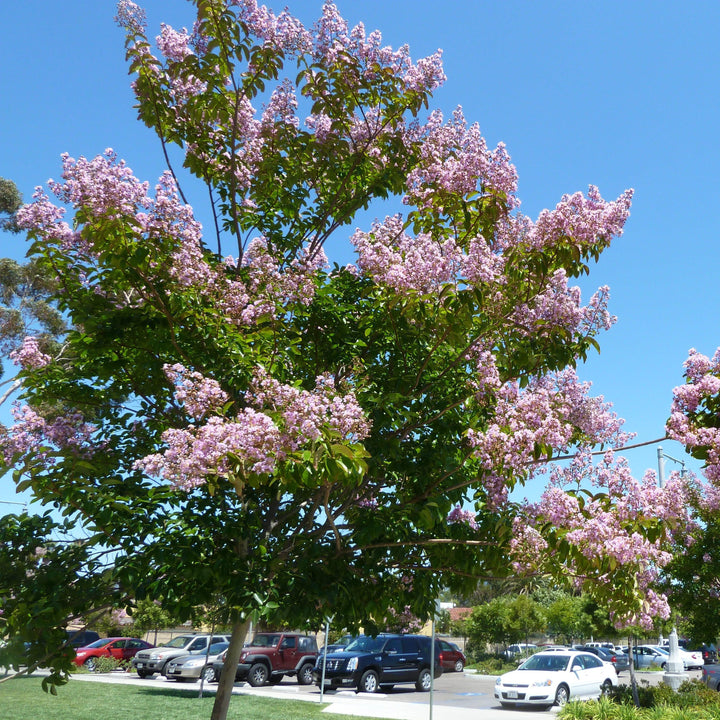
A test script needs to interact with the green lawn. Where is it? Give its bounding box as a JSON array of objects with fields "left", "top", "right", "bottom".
[{"left": 1, "top": 676, "right": 386, "bottom": 720}]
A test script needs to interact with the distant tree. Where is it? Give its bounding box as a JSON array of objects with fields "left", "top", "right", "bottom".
[
  {"left": 0, "top": 177, "right": 22, "bottom": 234},
  {"left": 543, "top": 593, "right": 590, "bottom": 644},
  {"left": 504, "top": 594, "right": 546, "bottom": 647},
  {"left": 465, "top": 598, "right": 511, "bottom": 651}
]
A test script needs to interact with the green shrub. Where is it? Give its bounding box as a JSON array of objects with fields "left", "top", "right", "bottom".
[
  {"left": 92, "top": 656, "right": 121, "bottom": 673},
  {"left": 466, "top": 652, "right": 518, "bottom": 675}
]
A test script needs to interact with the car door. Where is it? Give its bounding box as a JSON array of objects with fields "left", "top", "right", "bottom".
[
  {"left": 124, "top": 639, "right": 146, "bottom": 661},
  {"left": 579, "top": 653, "right": 607, "bottom": 696},
  {"left": 380, "top": 637, "right": 411, "bottom": 682},
  {"left": 104, "top": 639, "right": 125, "bottom": 661},
  {"left": 278, "top": 635, "right": 299, "bottom": 672}
]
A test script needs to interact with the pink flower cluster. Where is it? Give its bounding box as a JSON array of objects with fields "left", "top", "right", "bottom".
[
  {"left": 446, "top": 505, "right": 479, "bottom": 530},
  {"left": 510, "top": 450, "right": 693, "bottom": 631},
  {"left": 467, "top": 369, "right": 631, "bottom": 501},
  {"left": 248, "top": 367, "right": 371, "bottom": 446},
  {"left": 352, "top": 185, "right": 630, "bottom": 306},
  {"left": 404, "top": 108, "right": 519, "bottom": 211},
  {"left": 136, "top": 366, "right": 371, "bottom": 490},
  {"left": 2, "top": 403, "right": 96, "bottom": 464},
  {"left": 164, "top": 364, "right": 229, "bottom": 420},
  {"left": 667, "top": 347, "right": 720, "bottom": 487},
  {"left": 230, "top": 0, "right": 311, "bottom": 54},
  {"left": 157, "top": 23, "right": 194, "bottom": 63},
  {"left": 9, "top": 336, "right": 51, "bottom": 370},
  {"left": 527, "top": 186, "right": 634, "bottom": 251},
  {"left": 137, "top": 410, "right": 282, "bottom": 490},
  {"left": 309, "top": 3, "right": 444, "bottom": 94}
]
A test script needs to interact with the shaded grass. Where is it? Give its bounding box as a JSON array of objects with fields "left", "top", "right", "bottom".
[{"left": 1, "top": 676, "right": 388, "bottom": 720}]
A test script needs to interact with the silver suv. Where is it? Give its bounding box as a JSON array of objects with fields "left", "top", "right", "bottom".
[{"left": 132, "top": 634, "right": 231, "bottom": 678}]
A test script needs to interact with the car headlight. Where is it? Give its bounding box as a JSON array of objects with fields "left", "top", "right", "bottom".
[
  {"left": 346, "top": 657, "right": 358, "bottom": 671},
  {"left": 184, "top": 658, "right": 205, "bottom": 667},
  {"left": 531, "top": 679, "right": 553, "bottom": 687},
  {"left": 495, "top": 677, "right": 502, "bottom": 685},
  {"left": 149, "top": 652, "right": 161, "bottom": 660}
]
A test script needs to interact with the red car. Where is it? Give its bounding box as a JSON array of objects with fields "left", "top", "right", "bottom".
[
  {"left": 74, "top": 637, "right": 154, "bottom": 670},
  {"left": 438, "top": 640, "right": 466, "bottom": 672}
]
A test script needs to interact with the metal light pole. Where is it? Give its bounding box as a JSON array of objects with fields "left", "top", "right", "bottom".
[{"left": 657, "top": 446, "right": 686, "bottom": 488}]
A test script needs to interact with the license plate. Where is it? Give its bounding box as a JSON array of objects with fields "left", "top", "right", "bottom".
[{"left": 507, "top": 689, "right": 518, "bottom": 699}]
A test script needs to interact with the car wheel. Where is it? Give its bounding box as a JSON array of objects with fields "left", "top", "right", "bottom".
[
  {"left": 297, "top": 663, "right": 313, "bottom": 685},
  {"left": 247, "top": 663, "right": 269, "bottom": 687},
  {"left": 415, "top": 668, "right": 432, "bottom": 692},
  {"left": 136, "top": 669, "right": 151, "bottom": 679},
  {"left": 454, "top": 659, "right": 465, "bottom": 673},
  {"left": 201, "top": 665, "right": 216, "bottom": 683},
  {"left": 555, "top": 684, "right": 569, "bottom": 707},
  {"left": 358, "top": 669, "right": 379, "bottom": 693},
  {"left": 601, "top": 679, "right": 613, "bottom": 696},
  {"left": 83, "top": 657, "right": 96, "bottom": 671}
]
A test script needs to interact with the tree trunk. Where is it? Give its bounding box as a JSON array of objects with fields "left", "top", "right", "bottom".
[
  {"left": 210, "top": 617, "right": 251, "bottom": 720},
  {"left": 628, "top": 635, "right": 639, "bottom": 707}
]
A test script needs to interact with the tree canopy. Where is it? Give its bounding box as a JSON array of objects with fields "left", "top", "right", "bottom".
[{"left": 0, "top": 2, "right": 700, "bottom": 718}]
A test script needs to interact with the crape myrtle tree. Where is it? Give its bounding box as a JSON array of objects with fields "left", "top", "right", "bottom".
[
  {"left": 662, "top": 348, "right": 720, "bottom": 641},
  {"left": 0, "top": 1, "right": 691, "bottom": 717}
]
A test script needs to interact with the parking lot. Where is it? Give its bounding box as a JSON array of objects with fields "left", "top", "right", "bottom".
[{"left": 55, "top": 666, "right": 702, "bottom": 720}]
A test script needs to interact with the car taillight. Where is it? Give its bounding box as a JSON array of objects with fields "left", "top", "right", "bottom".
[{"left": 610, "top": 655, "right": 617, "bottom": 662}]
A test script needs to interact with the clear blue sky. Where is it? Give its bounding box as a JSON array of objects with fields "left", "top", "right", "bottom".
[{"left": 2, "top": 0, "right": 719, "bottom": 512}]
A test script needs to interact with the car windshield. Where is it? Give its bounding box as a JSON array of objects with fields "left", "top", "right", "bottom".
[
  {"left": 164, "top": 636, "right": 196, "bottom": 648},
  {"left": 249, "top": 635, "right": 281, "bottom": 647},
  {"left": 519, "top": 654, "right": 571, "bottom": 672},
  {"left": 84, "top": 639, "right": 112, "bottom": 649},
  {"left": 345, "top": 636, "right": 387, "bottom": 653}
]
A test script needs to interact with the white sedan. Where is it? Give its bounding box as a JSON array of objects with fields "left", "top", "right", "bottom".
[{"left": 494, "top": 650, "right": 617, "bottom": 709}]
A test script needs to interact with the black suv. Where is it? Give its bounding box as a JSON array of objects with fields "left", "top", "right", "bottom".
[{"left": 312, "top": 633, "right": 442, "bottom": 693}]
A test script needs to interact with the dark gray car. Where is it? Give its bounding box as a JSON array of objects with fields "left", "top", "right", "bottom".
[{"left": 577, "top": 645, "right": 630, "bottom": 674}]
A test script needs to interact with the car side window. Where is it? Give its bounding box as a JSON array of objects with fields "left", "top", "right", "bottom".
[
  {"left": 584, "top": 655, "right": 602, "bottom": 669},
  {"left": 110, "top": 640, "right": 125, "bottom": 649},
  {"left": 572, "top": 658, "right": 584, "bottom": 671},
  {"left": 385, "top": 638, "right": 402, "bottom": 654},
  {"left": 127, "top": 639, "right": 144, "bottom": 648},
  {"left": 189, "top": 639, "right": 206, "bottom": 651},
  {"left": 280, "top": 637, "right": 297, "bottom": 650},
  {"left": 401, "top": 637, "right": 420, "bottom": 653}
]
